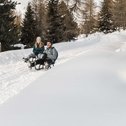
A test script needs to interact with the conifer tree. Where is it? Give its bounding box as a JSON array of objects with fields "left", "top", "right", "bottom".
[
  {"left": 113, "top": 0, "right": 126, "bottom": 30},
  {"left": 58, "top": 1, "right": 78, "bottom": 41},
  {"left": 98, "top": 0, "right": 115, "bottom": 34},
  {"left": 46, "top": 0, "right": 64, "bottom": 43},
  {"left": 20, "top": 3, "right": 38, "bottom": 47},
  {"left": 0, "top": 0, "right": 18, "bottom": 51},
  {"left": 32, "top": 0, "right": 47, "bottom": 41},
  {"left": 81, "top": 0, "right": 96, "bottom": 37}
]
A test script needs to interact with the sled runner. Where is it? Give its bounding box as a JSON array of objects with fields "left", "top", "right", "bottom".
[{"left": 23, "top": 56, "right": 55, "bottom": 70}]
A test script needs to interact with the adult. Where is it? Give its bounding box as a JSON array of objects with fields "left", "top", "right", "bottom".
[
  {"left": 31, "top": 41, "right": 58, "bottom": 69},
  {"left": 23, "top": 36, "right": 44, "bottom": 62}
]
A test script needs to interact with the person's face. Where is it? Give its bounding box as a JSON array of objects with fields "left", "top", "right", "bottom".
[
  {"left": 36, "top": 37, "right": 41, "bottom": 43},
  {"left": 47, "top": 42, "right": 52, "bottom": 48}
]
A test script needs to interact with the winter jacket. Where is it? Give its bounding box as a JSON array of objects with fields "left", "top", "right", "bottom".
[
  {"left": 44, "top": 47, "right": 58, "bottom": 62},
  {"left": 33, "top": 45, "right": 44, "bottom": 55}
]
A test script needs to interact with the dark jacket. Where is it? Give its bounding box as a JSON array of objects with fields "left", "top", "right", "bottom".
[
  {"left": 44, "top": 47, "right": 58, "bottom": 62},
  {"left": 33, "top": 45, "right": 44, "bottom": 55}
]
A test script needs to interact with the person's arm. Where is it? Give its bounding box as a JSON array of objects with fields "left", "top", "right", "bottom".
[{"left": 48, "top": 48, "right": 58, "bottom": 61}]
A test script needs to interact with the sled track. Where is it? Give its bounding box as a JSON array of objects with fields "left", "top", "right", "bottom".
[{"left": 0, "top": 46, "right": 93, "bottom": 105}]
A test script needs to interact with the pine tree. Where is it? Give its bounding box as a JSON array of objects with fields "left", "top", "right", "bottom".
[
  {"left": 113, "top": 0, "right": 126, "bottom": 30},
  {"left": 58, "top": 1, "right": 78, "bottom": 41},
  {"left": 12, "top": 10, "right": 22, "bottom": 45},
  {"left": 82, "top": 0, "right": 96, "bottom": 37},
  {"left": 32, "top": 0, "right": 47, "bottom": 41},
  {"left": 98, "top": 0, "right": 115, "bottom": 34},
  {"left": 20, "top": 3, "right": 38, "bottom": 47},
  {"left": 0, "top": 0, "right": 18, "bottom": 51},
  {"left": 46, "top": 0, "right": 64, "bottom": 43}
]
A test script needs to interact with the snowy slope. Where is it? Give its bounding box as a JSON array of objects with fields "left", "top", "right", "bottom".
[
  {"left": 0, "top": 31, "right": 126, "bottom": 126},
  {"left": 0, "top": 33, "right": 100, "bottom": 104}
]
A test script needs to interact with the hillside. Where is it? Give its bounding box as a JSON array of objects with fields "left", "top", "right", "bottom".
[{"left": 0, "top": 31, "right": 126, "bottom": 125}]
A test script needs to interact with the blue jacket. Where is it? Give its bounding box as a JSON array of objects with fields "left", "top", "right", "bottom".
[{"left": 33, "top": 45, "right": 44, "bottom": 55}]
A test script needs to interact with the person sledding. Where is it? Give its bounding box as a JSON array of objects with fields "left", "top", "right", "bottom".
[
  {"left": 23, "top": 36, "right": 45, "bottom": 62},
  {"left": 30, "top": 41, "right": 58, "bottom": 70}
]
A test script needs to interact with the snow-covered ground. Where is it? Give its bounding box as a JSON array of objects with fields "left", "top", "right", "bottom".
[{"left": 0, "top": 31, "right": 126, "bottom": 125}]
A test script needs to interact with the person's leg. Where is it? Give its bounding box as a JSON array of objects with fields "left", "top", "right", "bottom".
[
  {"left": 35, "top": 58, "right": 45, "bottom": 65},
  {"left": 29, "top": 53, "right": 48, "bottom": 68},
  {"left": 23, "top": 53, "right": 36, "bottom": 62},
  {"left": 42, "top": 53, "right": 47, "bottom": 60},
  {"left": 45, "top": 59, "right": 53, "bottom": 65},
  {"left": 44, "top": 58, "right": 53, "bottom": 69},
  {"left": 35, "top": 53, "right": 47, "bottom": 65},
  {"left": 28, "top": 53, "right": 36, "bottom": 59}
]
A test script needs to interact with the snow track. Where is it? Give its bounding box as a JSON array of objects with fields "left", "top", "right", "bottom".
[
  {"left": 0, "top": 62, "right": 43, "bottom": 104},
  {"left": 1, "top": 31, "right": 126, "bottom": 105},
  {"left": 0, "top": 40, "right": 96, "bottom": 104}
]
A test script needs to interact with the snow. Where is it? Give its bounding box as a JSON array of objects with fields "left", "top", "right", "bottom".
[
  {"left": 13, "top": 43, "right": 26, "bottom": 49},
  {"left": 0, "top": 31, "right": 126, "bottom": 125},
  {"left": 0, "top": 3, "right": 4, "bottom": 6}
]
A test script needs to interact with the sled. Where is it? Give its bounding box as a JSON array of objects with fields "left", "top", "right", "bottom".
[{"left": 24, "top": 57, "right": 55, "bottom": 70}]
